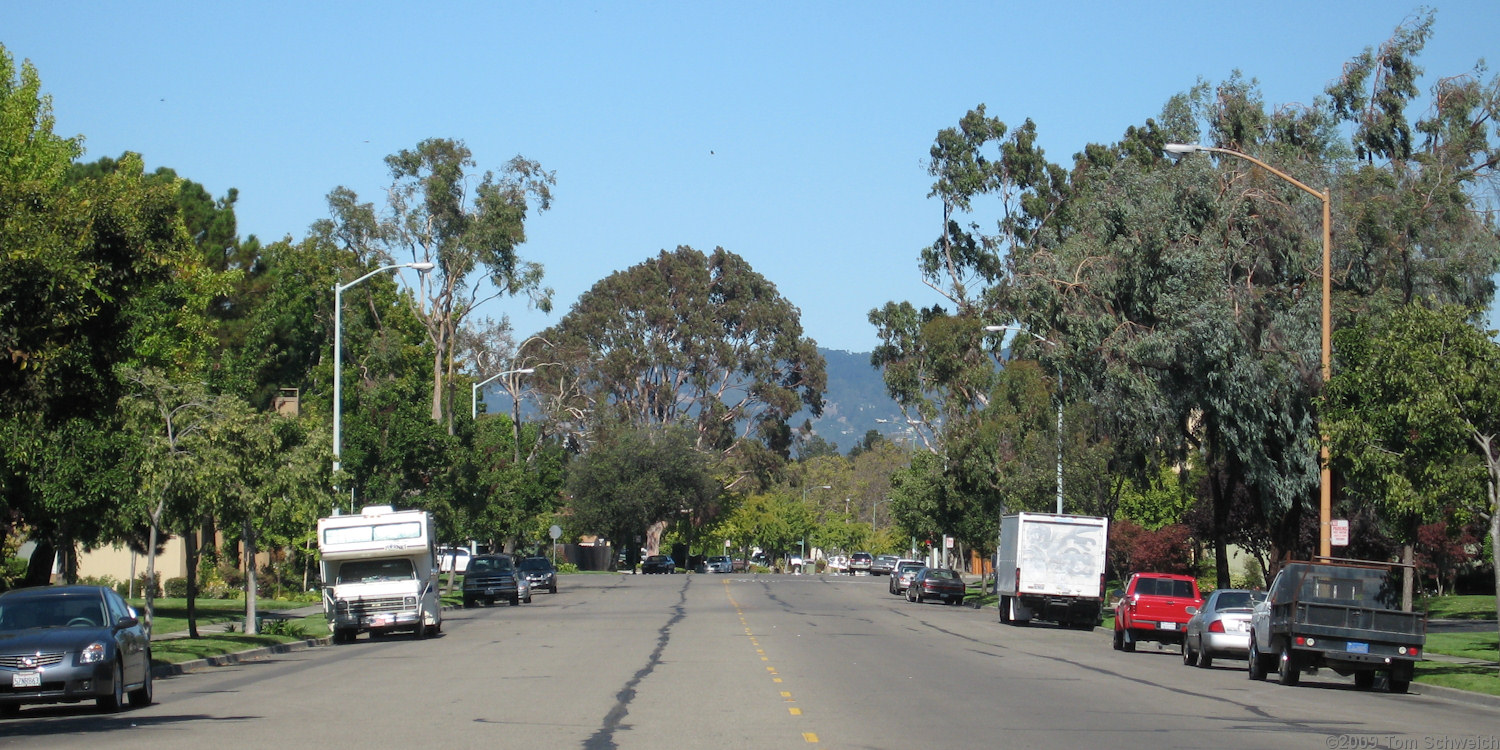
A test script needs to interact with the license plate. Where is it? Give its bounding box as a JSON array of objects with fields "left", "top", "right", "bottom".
[
  {"left": 1346, "top": 641, "right": 1369, "bottom": 653},
  {"left": 12, "top": 671, "right": 40, "bottom": 688},
  {"left": 1227, "top": 622, "right": 1246, "bottom": 633},
  {"left": 1159, "top": 622, "right": 1177, "bottom": 631}
]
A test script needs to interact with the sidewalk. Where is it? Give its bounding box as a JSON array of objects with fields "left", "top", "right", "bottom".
[{"left": 153, "top": 604, "right": 325, "bottom": 640}]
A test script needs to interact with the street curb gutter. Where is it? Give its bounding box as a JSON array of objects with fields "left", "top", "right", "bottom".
[
  {"left": 1413, "top": 682, "right": 1500, "bottom": 710},
  {"left": 151, "top": 636, "right": 330, "bottom": 678}
]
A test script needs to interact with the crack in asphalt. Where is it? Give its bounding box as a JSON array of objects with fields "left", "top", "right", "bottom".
[{"left": 584, "top": 576, "right": 690, "bottom": 750}]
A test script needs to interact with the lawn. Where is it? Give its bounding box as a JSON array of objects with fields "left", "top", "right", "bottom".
[
  {"left": 128, "top": 596, "right": 316, "bottom": 635},
  {"left": 1422, "top": 595, "right": 1498, "bottom": 620}
]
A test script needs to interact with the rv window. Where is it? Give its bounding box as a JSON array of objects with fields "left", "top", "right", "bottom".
[
  {"left": 324, "top": 521, "right": 424, "bottom": 546},
  {"left": 336, "top": 559, "right": 416, "bottom": 584}
]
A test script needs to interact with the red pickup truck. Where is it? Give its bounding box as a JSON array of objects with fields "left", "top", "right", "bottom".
[{"left": 1113, "top": 572, "right": 1202, "bottom": 652}]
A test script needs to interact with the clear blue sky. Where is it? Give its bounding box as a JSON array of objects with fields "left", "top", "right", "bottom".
[{"left": 8, "top": 2, "right": 1499, "bottom": 353}]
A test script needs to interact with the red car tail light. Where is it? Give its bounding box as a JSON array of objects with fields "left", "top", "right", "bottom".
[{"left": 1208, "top": 620, "right": 1226, "bottom": 633}]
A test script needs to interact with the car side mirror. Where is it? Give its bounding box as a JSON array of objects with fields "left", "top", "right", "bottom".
[
  {"left": 1184, "top": 606, "right": 1199, "bottom": 616},
  {"left": 115, "top": 615, "right": 139, "bottom": 630}
]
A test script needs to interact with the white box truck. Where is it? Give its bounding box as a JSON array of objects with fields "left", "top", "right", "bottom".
[
  {"left": 318, "top": 505, "right": 442, "bottom": 643},
  {"left": 996, "top": 512, "right": 1109, "bottom": 629}
]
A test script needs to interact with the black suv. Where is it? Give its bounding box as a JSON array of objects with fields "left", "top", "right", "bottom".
[
  {"left": 462, "top": 554, "right": 523, "bottom": 607},
  {"left": 849, "top": 552, "right": 874, "bottom": 575}
]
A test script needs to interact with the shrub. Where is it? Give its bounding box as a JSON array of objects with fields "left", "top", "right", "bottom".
[
  {"left": 556, "top": 562, "right": 579, "bottom": 574},
  {"left": 164, "top": 577, "right": 191, "bottom": 598},
  {"left": 134, "top": 572, "right": 162, "bottom": 599},
  {"left": 259, "top": 618, "right": 307, "bottom": 638}
]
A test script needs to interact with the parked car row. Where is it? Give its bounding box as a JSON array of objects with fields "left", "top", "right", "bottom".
[
  {"left": 462, "top": 554, "right": 560, "bottom": 607},
  {"left": 1114, "top": 562, "right": 1426, "bottom": 695},
  {"left": 882, "top": 560, "right": 968, "bottom": 606}
]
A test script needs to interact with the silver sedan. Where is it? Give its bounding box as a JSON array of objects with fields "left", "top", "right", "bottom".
[{"left": 1181, "top": 588, "right": 1265, "bottom": 668}]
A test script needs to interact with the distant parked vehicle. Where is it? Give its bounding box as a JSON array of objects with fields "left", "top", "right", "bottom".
[
  {"left": 705, "top": 556, "right": 734, "bottom": 574},
  {"left": 849, "top": 552, "right": 873, "bottom": 575},
  {"left": 906, "top": 568, "right": 967, "bottom": 605},
  {"left": 826, "top": 555, "right": 848, "bottom": 574},
  {"left": 889, "top": 560, "right": 925, "bottom": 596},
  {"left": 462, "top": 554, "right": 525, "bottom": 607},
  {"left": 1113, "top": 572, "right": 1202, "bottom": 652},
  {"left": 641, "top": 555, "right": 676, "bottom": 574},
  {"left": 1181, "top": 589, "right": 1264, "bottom": 668},
  {"left": 870, "top": 555, "right": 900, "bottom": 576},
  {"left": 0, "top": 585, "right": 153, "bottom": 715},
  {"left": 438, "top": 546, "right": 472, "bottom": 574},
  {"left": 517, "top": 556, "right": 558, "bottom": 594}
]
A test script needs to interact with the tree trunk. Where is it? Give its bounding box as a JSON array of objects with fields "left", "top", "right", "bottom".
[
  {"left": 22, "top": 538, "right": 55, "bottom": 588},
  {"left": 1401, "top": 544, "right": 1414, "bottom": 612},
  {"left": 185, "top": 525, "right": 200, "bottom": 638},
  {"left": 144, "top": 502, "right": 163, "bottom": 637},
  {"left": 244, "top": 517, "right": 259, "bottom": 635}
]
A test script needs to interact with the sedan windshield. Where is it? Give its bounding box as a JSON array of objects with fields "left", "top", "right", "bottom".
[
  {"left": 518, "top": 558, "right": 552, "bottom": 571},
  {"left": 0, "top": 595, "right": 108, "bottom": 631},
  {"left": 925, "top": 569, "right": 959, "bottom": 580},
  {"left": 469, "top": 557, "right": 514, "bottom": 573}
]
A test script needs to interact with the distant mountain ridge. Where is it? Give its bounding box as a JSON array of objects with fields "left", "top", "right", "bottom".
[{"left": 798, "top": 348, "right": 907, "bottom": 450}]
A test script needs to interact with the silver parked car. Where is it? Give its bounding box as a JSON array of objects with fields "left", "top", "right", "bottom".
[
  {"left": 888, "top": 560, "right": 926, "bottom": 596},
  {"left": 0, "top": 585, "right": 153, "bottom": 715},
  {"left": 1181, "top": 588, "right": 1265, "bottom": 668},
  {"left": 704, "top": 556, "right": 734, "bottom": 574}
]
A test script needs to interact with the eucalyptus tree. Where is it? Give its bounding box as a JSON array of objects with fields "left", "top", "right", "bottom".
[
  {"left": 318, "top": 138, "right": 555, "bottom": 430},
  {"left": 539, "top": 246, "right": 825, "bottom": 489}
]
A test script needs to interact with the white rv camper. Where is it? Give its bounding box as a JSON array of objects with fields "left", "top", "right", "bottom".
[{"left": 317, "top": 505, "right": 442, "bottom": 643}]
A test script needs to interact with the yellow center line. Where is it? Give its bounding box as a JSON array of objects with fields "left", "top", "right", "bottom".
[{"left": 725, "top": 578, "right": 821, "bottom": 745}]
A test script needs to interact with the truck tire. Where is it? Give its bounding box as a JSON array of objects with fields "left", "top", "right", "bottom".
[
  {"left": 1354, "top": 671, "right": 1375, "bottom": 690},
  {"left": 999, "top": 596, "right": 1011, "bottom": 623},
  {"left": 1277, "top": 642, "right": 1301, "bottom": 686},
  {"left": 509, "top": 595, "right": 520, "bottom": 606},
  {"left": 462, "top": 596, "right": 475, "bottom": 609},
  {"left": 1388, "top": 677, "right": 1410, "bottom": 694},
  {"left": 1247, "top": 637, "right": 1267, "bottom": 681}
]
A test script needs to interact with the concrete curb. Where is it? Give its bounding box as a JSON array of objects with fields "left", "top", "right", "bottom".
[
  {"left": 152, "top": 636, "right": 330, "bottom": 678},
  {"left": 1413, "top": 681, "right": 1500, "bottom": 709}
]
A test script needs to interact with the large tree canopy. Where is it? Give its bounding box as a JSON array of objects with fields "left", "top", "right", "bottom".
[{"left": 540, "top": 245, "right": 826, "bottom": 488}]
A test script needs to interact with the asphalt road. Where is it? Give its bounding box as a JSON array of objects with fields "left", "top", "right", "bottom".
[{"left": 3, "top": 573, "right": 1497, "bottom": 749}]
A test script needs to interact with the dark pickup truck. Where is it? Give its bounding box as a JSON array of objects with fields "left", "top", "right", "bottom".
[{"left": 1248, "top": 561, "right": 1425, "bottom": 693}]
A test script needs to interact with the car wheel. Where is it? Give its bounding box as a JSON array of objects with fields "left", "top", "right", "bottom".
[
  {"left": 1247, "top": 637, "right": 1266, "bottom": 681},
  {"left": 550, "top": 584, "right": 557, "bottom": 594},
  {"left": 1121, "top": 629, "right": 1136, "bottom": 653},
  {"left": 97, "top": 661, "right": 124, "bottom": 712},
  {"left": 1197, "top": 647, "right": 1213, "bottom": 669},
  {"left": 1182, "top": 639, "right": 1193, "bottom": 666},
  {"left": 913, "top": 588, "right": 923, "bottom": 604},
  {"left": 128, "top": 657, "right": 153, "bottom": 708},
  {"left": 1277, "top": 642, "right": 1301, "bottom": 686},
  {"left": 1112, "top": 627, "right": 1123, "bottom": 651},
  {"left": 524, "top": 593, "right": 533, "bottom": 604},
  {"left": 462, "top": 596, "right": 475, "bottom": 609}
]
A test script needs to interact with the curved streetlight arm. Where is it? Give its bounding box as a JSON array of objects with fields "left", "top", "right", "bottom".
[
  {"left": 1164, "top": 142, "right": 1334, "bottom": 559},
  {"left": 333, "top": 261, "right": 436, "bottom": 493}
]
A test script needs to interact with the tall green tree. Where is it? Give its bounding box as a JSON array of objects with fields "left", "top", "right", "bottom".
[
  {"left": 565, "top": 424, "right": 721, "bottom": 558},
  {"left": 540, "top": 246, "right": 826, "bottom": 489},
  {"left": 319, "top": 139, "right": 555, "bottom": 431},
  {"left": 1325, "top": 304, "right": 1500, "bottom": 627}
]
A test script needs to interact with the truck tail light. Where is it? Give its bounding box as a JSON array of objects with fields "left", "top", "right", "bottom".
[{"left": 1015, "top": 568, "right": 1021, "bottom": 592}]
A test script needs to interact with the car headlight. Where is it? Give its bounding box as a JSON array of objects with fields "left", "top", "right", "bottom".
[{"left": 81, "top": 642, "right": 108, "bottom": 664}]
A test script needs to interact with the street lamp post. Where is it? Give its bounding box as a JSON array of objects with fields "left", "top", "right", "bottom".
[
  {"left": 1164, "top": 143, "right": 1333, "bottom": 559},
  {"left": 333, "top": 261, "right": 434, "bottom": 496},
  {"left": 985, "top": 325, "right": 1064, "bottom": 514},
  {"left": 470, "top": 367, "right": 536, "bottom": 419}
]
